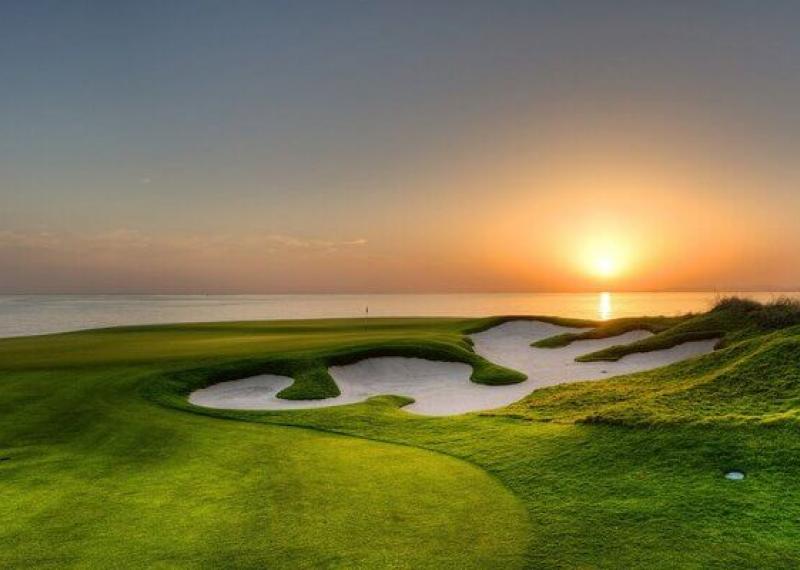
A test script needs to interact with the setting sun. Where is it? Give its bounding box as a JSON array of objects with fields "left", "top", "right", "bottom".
[
  {"left": 592, "top": 256, "right": 619, "bottom": 278},
  {"left": 578, "top": 236, "right": 630, "bottom": 282}
]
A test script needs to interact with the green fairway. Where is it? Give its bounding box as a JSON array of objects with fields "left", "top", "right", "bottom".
[
  {"left": 0, "top": 320, "right": 531, "bottom": 568},
  {"left": 2, "top": 300, "right": 800, "bottom": 567},
  {"left": 0, "top": 388, "right": 529, "bottom": 568}
]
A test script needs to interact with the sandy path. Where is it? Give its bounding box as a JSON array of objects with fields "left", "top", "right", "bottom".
[{"left": 189, "top": 320, "right": 716, "bottom": 415}]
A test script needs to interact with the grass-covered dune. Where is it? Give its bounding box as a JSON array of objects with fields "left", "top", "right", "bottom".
[
  {"left": 1, "top": 298, "right": 800, "bottom": 567},
  {"left": 507, "top": 299, "right": 800, "bottom": 426},
  {"left": 533, "top": 295, "right": 800, "bottom": 362}
]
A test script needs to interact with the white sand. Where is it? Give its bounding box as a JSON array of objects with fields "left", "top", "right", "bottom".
[{"left": 189, "top": 319, "right": 717, "bottom": 415}]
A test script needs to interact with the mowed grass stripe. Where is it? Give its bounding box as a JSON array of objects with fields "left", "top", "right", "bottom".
[{"left": 0, "top": 361, "right": 530, "bottom": 568}]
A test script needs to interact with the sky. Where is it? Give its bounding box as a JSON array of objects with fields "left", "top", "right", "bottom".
[{"left": 2, "top": 1, "right": 800, "bottom": 293}]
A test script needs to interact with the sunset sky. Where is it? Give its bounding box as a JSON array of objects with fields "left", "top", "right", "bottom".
[{"left": 3, "top": 1, "right": 800, "bottom": 293}]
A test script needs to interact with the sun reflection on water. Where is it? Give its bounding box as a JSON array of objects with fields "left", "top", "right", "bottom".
[{"left": 599, "top": 292, "right": 612, "bottom": 320}]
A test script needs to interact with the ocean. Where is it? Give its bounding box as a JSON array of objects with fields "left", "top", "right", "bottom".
[{"left": 0, "top": 292, "right": 795, "bottom": 338}]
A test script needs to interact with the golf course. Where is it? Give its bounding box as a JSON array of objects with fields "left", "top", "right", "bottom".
[{"left": 1, "top": 297, "right": 799, "bottom": 568}]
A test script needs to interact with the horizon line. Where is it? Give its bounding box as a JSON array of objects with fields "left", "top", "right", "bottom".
[{"left": 2, "top": 289, "right": 800, "bottom": 296}]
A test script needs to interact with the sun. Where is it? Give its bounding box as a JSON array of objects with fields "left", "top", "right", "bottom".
[
  {"left": 576, "top": 233, "right": 631, "bottom": 281},
  {"left": 592, "top": 255, "right": 618, "bottom": 278},
  {"left": 583, "top": 245, "right": 626, "bottom": 279}
]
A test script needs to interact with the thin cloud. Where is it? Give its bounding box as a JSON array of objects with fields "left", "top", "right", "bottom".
[
  {"left": 0, "top": 230, "right": 367, "bottom": 255},
  {"left": 265, "top": 234, "right": 367, "bottom": 251}
]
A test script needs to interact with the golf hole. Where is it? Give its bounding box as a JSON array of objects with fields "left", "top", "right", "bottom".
[{"left": 725, "top": 470, "right": 745, "bottom": 481}]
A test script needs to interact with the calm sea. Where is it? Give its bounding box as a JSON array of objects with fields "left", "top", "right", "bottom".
[{"left": 0, "top": 292, "right": 796, "bottom": 339}]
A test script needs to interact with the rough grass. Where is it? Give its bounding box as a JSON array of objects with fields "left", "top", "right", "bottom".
[
  {"left": 532, "top": 315, "right": 685, "bottom": 348},
  {"left": 714, "top": 294, "right": 800, "bottom": 330},
  {"left": 519, "top": 328, "right": 800, "bottom": 426},
  {"left": 532, "top": 297, "right": 800, "bottom": 363},
  {"left": 573, "top": 297, "right": 800, "bottom": 363},
  {"left": 2, "top": 298, "right": 800, "bottom": 567},
  {"left": 575, "top": 329, "right": 724, "bottom": 362},
  {"left": 499, "top": 298, "right": 800, "bottom": 426}
]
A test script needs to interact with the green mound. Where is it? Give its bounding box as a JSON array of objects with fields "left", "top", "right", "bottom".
[
  {"left": 503, "top": 298, "right": 800, "bottom": 426},
  {"left": 533, "top": 296, "right": 800, "bottom": 362}
]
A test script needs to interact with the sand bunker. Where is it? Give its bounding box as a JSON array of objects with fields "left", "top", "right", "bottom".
[
  {"left": 189, "top": 320, "right": 716, "bottom": 415},
  {"left": 191, "top": 359, "right": 475, "bottom": 413}
]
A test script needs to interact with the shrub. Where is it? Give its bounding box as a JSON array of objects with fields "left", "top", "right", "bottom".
[
  {"left": 712, "top": 295, "right": 800, "bottom": 330},
  {"left": 711, "top": 295, "right": 762, "bottom": 313},
  {"left": 757, "top": 297, "right": 800, "bottom": 329}
]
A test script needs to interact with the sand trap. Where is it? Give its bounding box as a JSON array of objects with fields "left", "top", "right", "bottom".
[
  {"left": 469, "top": 320, "right": 717, "bottom": 392},
  {"left": 191, "top": 359, "right": 477, "bottom": 413},
  {"left": 190, "top": 319, "right": 716, "bottom": 415},
  {"left": 190, "top": 375, "right": 296, "bottom": 410}
]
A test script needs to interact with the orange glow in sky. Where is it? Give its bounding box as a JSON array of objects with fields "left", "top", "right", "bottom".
[
  {"left": 3, "top": 4, "right": 800, "bottom": 294},
  {"left": 591, "top": 256, "right": 618, "bottom": 278}
]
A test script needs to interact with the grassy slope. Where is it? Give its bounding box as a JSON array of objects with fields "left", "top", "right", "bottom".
[
  {"left": 503, "top": 324, "right": 800, "bottom": 425},
  {"left": 2, "top": 302, "right": 800, "bottom": 567},
  {"left": 0, "top": 381, "right": 527, "bottom": 568},
  {"left": 532, "top": 298, "right": 794, "bottom": 362},
  {"left": 0, "top": 320, "right": 531, "bottom": 568},
  {"left": 0, "top": 318, "right": 527, "bottom": 396},
  {"left": 246, "top": 404, "right": 800, "bottom": 568},
  {"left": 503, "top": 298, "right": 800, "bottom": 425}
]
